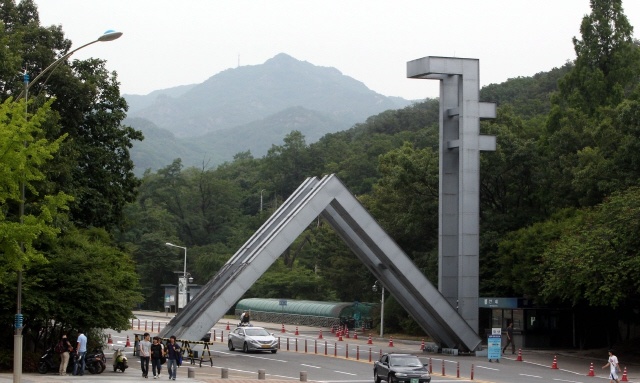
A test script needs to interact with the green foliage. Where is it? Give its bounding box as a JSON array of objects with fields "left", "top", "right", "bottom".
[
  {"left": 0, "top": 99, "right": 71, "bottom": 272},
  {"left": 540, "top": 188, "right": 640, "bottom": 308},
  {"left": 34, "top": 228, "right": 142, "bottom": 331}
]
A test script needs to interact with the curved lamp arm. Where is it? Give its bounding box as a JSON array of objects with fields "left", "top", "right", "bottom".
[{"left": 16, "top": 30, "right": 122, "bottom": 100}]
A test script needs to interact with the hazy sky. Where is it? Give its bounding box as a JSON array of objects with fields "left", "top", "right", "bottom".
[{"left": 33, "top": 0, "right": 640, "bottom": 100}]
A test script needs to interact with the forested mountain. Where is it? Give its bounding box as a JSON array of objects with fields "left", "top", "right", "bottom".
[{"left": 125, "top": 53, "right": 413, "bottom": 175}]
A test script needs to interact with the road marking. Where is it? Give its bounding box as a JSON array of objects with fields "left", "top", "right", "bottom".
[
  {"left": 301, "top": 363, "right": 322, "bottom": 369},
  {"left": 553, "top": 379, "right": 585, "bottom": 383},
  {"left": 475, "top": 365, "right": 499, "bottom": 371},
  {"left": 333, "top": 370, "right": 358, "bottom": 376},
  {"left": 520, "top": 373, "right": 542, "bottom": 378}
]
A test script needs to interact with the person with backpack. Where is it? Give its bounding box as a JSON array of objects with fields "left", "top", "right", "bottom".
[
  {"left": 150, "top": 336, "right": 163, "bottom": 379},
  {"left": 56, "top": 334, "right": 73, "bottom": 376},
  {"left": 165, "top": 335, "right": 181, "bottom": 380}
]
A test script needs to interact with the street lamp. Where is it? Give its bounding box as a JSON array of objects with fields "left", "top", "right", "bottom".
[
  {"left": 372, "top": 281, "right": 385, "bottom": 337},
  {"left": 13, "top": 29, "right": 122, "bottom": 383},
  {"left": 17, "top": 30, "right": 123, "bottom": 100},
  {"left": 165, "top": 242, "right": 191, "bottom": 311}
]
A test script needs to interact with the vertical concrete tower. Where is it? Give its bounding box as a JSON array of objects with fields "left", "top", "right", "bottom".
[{"left": 407, "top": 57, "right": 496, "bottom": 333}]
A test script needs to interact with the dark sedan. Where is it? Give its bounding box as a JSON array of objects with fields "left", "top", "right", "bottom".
[{"left": 373, "top": 353, "right": 431, "bottom": 383}]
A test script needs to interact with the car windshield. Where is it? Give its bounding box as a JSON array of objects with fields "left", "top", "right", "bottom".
[
  {"left": 390, "top": 356, "right": 422, "bottom": 367},
  {"left": 245, "top": 328, "right": 270, "bottom": 337}
]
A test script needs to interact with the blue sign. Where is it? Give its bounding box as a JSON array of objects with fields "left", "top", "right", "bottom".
[
  {"left": 488, "top": 335, "right": 502, "bottom": 361},
  {"left": 279, "top": 299, "right": 287, "bottom": 306}
]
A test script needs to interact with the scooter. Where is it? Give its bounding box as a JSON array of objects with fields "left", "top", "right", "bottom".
[
  {"left": 37, "top": 346, "right": 55, "bottom": 374},
  {"left": 38, "top": 346, "right": 75, "bottom": 374},
  {"left": 85, "top": 347, "right": 107, "bottom": 374},
  {"left": 112, "top": 348, "right": 128, "bottom": 372}
]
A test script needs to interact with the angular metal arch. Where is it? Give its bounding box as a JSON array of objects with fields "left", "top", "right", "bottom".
[{"left": 159, "top": 174, "right": 481, "bottom": 351}]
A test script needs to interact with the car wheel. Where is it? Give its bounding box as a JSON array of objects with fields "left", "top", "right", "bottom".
[
  {"left": 113, "top": 365, "right": 117, "bottom": 372},
  {"left": 271, "top": 349, "right": 277, "bottom": 354},
  {"left": 243, "top": 342, "right": 249, "bottom": 353},
  {"left": 374, "top": 371, "right": 381, "bottom": 383},
  {"left": 228, "top": 340, "right": 235, "bottom": 351},
  {"left": 388, "top": 374, "right": 394, "bottom": 383}
]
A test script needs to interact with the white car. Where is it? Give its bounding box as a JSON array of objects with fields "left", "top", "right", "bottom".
[{"left": 228, "top": 326, "right": 278, "bottom": 353}]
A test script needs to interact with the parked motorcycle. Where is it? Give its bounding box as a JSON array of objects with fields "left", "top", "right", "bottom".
[
  {"left": 37, "top": 346, "right": 73, "bottom": 374},
  {"left": 112, "top": 348, "right": 128, "bottom": 372},
  {"left": 85, "top": 347, "right": 107, "bottom": 374},
  {"left": 38, "top": 347, "right": 60, "bottom": 374}
]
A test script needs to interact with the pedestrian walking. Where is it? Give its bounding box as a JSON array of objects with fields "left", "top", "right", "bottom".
[
  {"left": 139, "top": 332, "right": 152, "bottom": 378},
  {"left": 150, "top": 336, "right": 163, "bottom": 379},
  {"left": 165, "top": 335, "right": 181, "bottom": 380},
  {"left": 502, "top": 321, "right": 515, "bottom": 354},
  {"left": 602, "top": 349, "right": 621, "bottom": 383}
]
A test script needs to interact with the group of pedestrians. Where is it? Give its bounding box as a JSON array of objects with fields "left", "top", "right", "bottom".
[
  {"left": 137, "top": 332, "right": 182, "bottom": 380},
  {"left": 55, "top": 330, "right": 87, "bottom": 376}
]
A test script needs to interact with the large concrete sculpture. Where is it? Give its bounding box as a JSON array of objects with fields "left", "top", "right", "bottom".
[
  {"left": 407, "top": 56, "right": 496, "bottom": 334},
  {"left": 160, "top": 175, "right": 482, "bottom": 351}
]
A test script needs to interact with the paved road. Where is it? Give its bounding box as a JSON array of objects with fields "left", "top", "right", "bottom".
[{"left": 3, "top": 311, "right": 636, "bottom": 383}]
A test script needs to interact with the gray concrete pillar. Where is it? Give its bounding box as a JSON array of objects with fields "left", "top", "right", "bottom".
[
  {"left": 258, "top": 369, "right": 266, "bottom": 379},
  {"left": 300, "top": 371, "right": 308, "bottom": 382},
  {"left": 188, "top": 367, "right": 195, "bottom": 378},
  {"left": 221, "top": 367, "right": 228, "bottom": 378}
]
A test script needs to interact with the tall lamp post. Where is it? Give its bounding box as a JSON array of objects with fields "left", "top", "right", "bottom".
[
  {"left": 13, "top": 29, "right": 122, "bottom": 383},
  {"left": 165, "top": 243, "right": 190, "bottom": 311},
  {"left": 373, "top": 281, "right": 385, "bottom": 338}
]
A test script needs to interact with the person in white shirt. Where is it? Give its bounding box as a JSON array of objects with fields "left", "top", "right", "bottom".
[
  {"left": 139, "top": 332, "right": 152, "bottom": 378},
  {"left": 602, "top": 349, "right": 620, "bottom": 383}
]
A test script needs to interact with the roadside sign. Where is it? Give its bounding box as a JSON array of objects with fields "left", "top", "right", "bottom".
[{"left": 488, "top": 327, "right": 502, "bottom": 362}]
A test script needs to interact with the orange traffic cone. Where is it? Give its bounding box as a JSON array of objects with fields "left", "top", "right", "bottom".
[
  {"left": 517, "top": 348, "right": 523, "bottom": 361},
  {"left": 587, "top": 362, "right": 594, "bottom": 377},
  {"left": 367, "top": 334, "right": 373, "bottom": 345},
  {"left": 353, "top": 330, "right": 358, "bottom": 340},
  {"left": 389, "top": 336, "right": 394, "bottom": 347},
  {"left": 338, "top": 331, "right": 343, "bottom": 341},
  {"left": 318, "top": 330, "right": 323, "bottom": 339},
  {"left": 295, "top": 326, "right": 299, "bottom": 336},
  {"left": 281, "top": 323, "right": 286, "bottom": 333},
  {"left": 346, "top": 328, "right": 350, "bottom": 338},
  {"left": 226, "top": 321, "right": 230, "bottom": 330},
  {"left": 551, "top": 355, "right": 558, "bottom": 369},
  {"left": 107, "top": 334, "right": 113, "bottom": 345},
  {"left": 621, "top": 366, "right": 629, "bottom": 382},
  {"left": 125, "top": 335, "right": 131, "bottom": 347},
  {"left": 420, "top": 339, "right": 425, "bottom": 351}
]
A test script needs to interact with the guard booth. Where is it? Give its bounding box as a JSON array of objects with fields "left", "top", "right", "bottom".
[
  {"left": 479, "top": 297, "right": 574, "bottom": 348},
  {"left": 162, "top": 284, "right": 177, "bottom": 313}
]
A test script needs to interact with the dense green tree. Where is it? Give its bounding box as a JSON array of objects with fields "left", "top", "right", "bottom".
[
  {"left": 540, "top": 188, "right": 640, "bottom": 308},
  {"left": 0, "top": 98, "right": 71, "bottom": 268},
  {"left": 0, "top": 0, "right": 143, "bottom": 230}
]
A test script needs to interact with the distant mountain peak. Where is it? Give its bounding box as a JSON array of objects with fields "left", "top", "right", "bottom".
[{"left": 266, "top": 53, "right": 298, "bottom": 63}]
